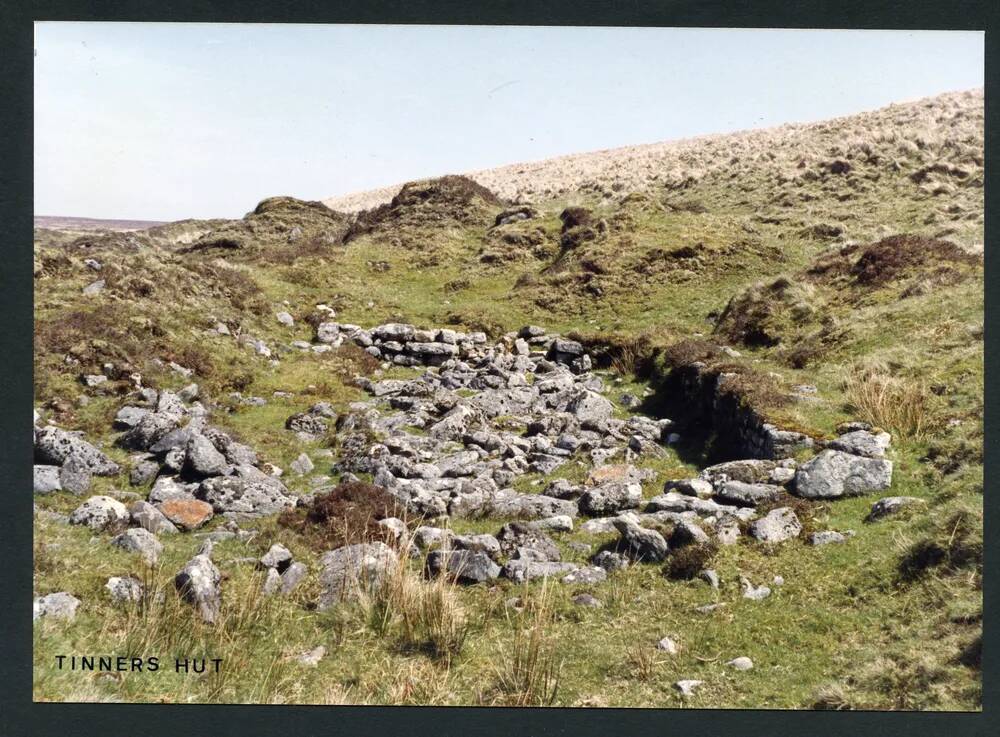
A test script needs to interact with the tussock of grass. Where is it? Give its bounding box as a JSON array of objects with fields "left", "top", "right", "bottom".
[
  {"left": 482, "top": 582, "right": 562, "bottom": 706},
  {"left": 843, "top": 362, "right": 936, "bottom": 439}
]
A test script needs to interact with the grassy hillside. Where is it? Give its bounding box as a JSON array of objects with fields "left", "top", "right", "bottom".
[{"left": 32, "top": 89, "right": 983, "bottom": 708}]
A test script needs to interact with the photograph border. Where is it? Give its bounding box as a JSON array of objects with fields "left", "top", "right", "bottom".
[{"left": 2, "top": 1, "right": 997, "bottom": 735}]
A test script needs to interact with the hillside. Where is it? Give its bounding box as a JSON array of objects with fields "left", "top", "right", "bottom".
[
  {"left": 32, "top": 88, "right": 983, "bottom": 709},
  {"left": 324, "top": 89, "right": 984, "bottom": 215}
]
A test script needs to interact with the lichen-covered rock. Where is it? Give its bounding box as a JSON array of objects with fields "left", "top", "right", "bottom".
[
  {"left": 34, "top": 425, "right": 121, "bottom": 476},
  {"left": 175, "top": 553, "right": 222, "bottom": 623},
  {"left": 748, "top": 507, "right": 802, "bottom": 543},
  {"left": 865, "top": 496, "right": 924, "bottom": 522},
  {"left": 828, "top": 430, "right": 891, "bottom": 459},
  {"left": 184, "top": 433, "right": 228, "bottom": 477},
  {"left": 612, "top": 518, "right": 670, "bottom": 562},
  {"left": 111, "top": 528, "right": 164, "bottom": 564},
  {"left": 501, "top": 559, "right": 579, "bottom": 582},
  {"left": 130, "top": 500, "right": 180, "bottom": 535},
  {"left": 318, "top": 542, "right": 398, "bottom": 609},
  {"left": 714, "top": 480, "right": 783, "bottom": 508},
  {"left": 105, "top": 576, "right": 144, "bottom": 604},
  {"left": 33, "top": 465, "right": 62, "bottom": 494},
  {"left": 578, "top": 482, "right": 643, "bottom": 516},
  {"left": 33, "top": 592, "right": 81, "bottom": 621},
  {"left": 425, "top": 549, "right": 500, "bottom": 584},
  {"left": 700, "top": 459, "right": 776, "bottom": 488},
  {"left": 196, "top": 476, "right": 296, "bottom": 517},
  {"left": 794, "top": 450, "right": 893, "bottom": 499},
  {"left": 59, "top": 457, "right": 92, "bottom": 495},
  {"left": 69, "top": 496, "right": 130, "bottom": 532},
  {"left": 260, "top": 543, "right": 293, "bottom": 571},
  {"left": 566, "top": 389, "right": 614, "bottom": 426}
]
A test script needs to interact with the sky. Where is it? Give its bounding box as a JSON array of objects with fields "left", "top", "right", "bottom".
[{"left": 34, "top": 24, "right": 984, "bottom": 221}]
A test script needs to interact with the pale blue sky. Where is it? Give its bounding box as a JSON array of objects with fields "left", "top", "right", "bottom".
[{"left": 34, "top": 24, "right": 984, "bottom": 221}]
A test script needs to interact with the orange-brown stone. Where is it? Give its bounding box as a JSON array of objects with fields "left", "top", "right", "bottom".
[
  {"left": 158, "top": 498, "right": 214, "bottom": 531},
  {"left": 587, "top": 464, "right": 632, "bottom": 486}
]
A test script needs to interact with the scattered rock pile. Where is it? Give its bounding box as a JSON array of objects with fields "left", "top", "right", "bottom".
[{"left": 32, "top": 321, "right": 901, "bottom": 622}]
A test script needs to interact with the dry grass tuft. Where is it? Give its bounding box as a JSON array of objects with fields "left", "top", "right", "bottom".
[
  {"left": 482, "top": 581, "right": 562, "bottom": 706},
  {"left": 843, "top": 362, "right": 936, "bottom": 439}
]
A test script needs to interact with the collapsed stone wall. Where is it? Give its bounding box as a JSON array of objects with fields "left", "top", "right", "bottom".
[{"left": 654, "top": 362, "right": 813, "bottom": 461}]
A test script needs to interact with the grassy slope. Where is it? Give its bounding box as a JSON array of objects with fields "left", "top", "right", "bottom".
[{"left": 32, "top": 90, "right": 983, "bottom": 708}]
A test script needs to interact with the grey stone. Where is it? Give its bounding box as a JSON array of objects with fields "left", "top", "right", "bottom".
[
  {"left": 106, "top": 576, "right": 143, "bottom": 603},
  {"left": 579, "top": 482, "right": 643, "bottom": 516},
  {"left": 664, "top": 478, "right": 714, "bottom": 499},
  {"left": 130, "top": 501, "right": 179, "bottom": 535},
  {"left": 828, "top": 430, "right": 891, "bottom": 459},
  {"left": 413, "top": 526, "right": 454, "bottom": 550},
  {"left": 749, "top": 507, "right": 802, "bottom": 543},
  {"left": 175, "top": 553, "right": 222, "bottom": 623},
  {"left": 497, "top": 522, "right": 561, "bottom": 562},
  {"left": 714, "top": 481, "right": 783, "bottom": 508},
  {"left": 561, "top": 566, "right": 607, "bottom": 585},
  {"left": 675, "top": 680, "right": 704, "bottom": 696},
  {"left": 111, "top": 528, "right": 164, "bottom": 565},
  {"left": 741, "top": 577, "right": 771, "bottom": 600},
  {"left": 612, "top": 518, "right": 670, "bottom": 562},
  {"left": 483, "top": 490, "right": 578, "bottom": 520},
  {"left": 699, "top": 569, "right": 720, "bottom": 589},
  {"left": 34, "top": 425, "right": 121, "bottom": 476},
  {"left": 657, "top": 636, "right": 679, "bottom": 654},
  {"left": 276, "top": 311, "right": 294, "bottom": 327},
  {"left": 715, "top": 515, "right": 742, "bottom": 546},
  {"left": 178, "top": 383, "right": 200, "bottom": 402},
  {"left": 572, "top": 593, "right": 602, "bottom": 608},
  {"left": 726, "top": 656, "right": 754, "bottom": 671},
  {"left": 59, "top": 457, "right": 92, "bottom": 495},
  {"left": 149, "top": 476, "right": 197, "bottom": 504},
  {"left": 262, "top": 568, "right": 282, "bottom": 596},
  {"left": 531, "top": 515, "right": 574, "bottom": 533},
  {"left": 376, "top": 517, "right": 406, "bottom": 541},
  {"left": 451, "top": 533, "right": 502, "bottom": 560},
  {"left": 69, "top": 495, "right": 130, "bottom": 531},
  {"left": 670, "top": 519, "right": 711, "bottom": 547},
  {"left": 502, "top": 559, "right": 578, "bottom": 582},
  {"left": 114, "top": 406, "right": 150, "bottom": 429},
  {"left": 130, "top": 458, "right": 160, "bottom": 487},
  {"left": 591, "top": 549, "right": 631, "bottom": 572},
  {"left": 426, "top": 549, "right": 501, "bottom": 584},
  {"left": 120, "top": 412, "right": 181, "bottom": 452},
  {"left": 290, "top": 453, "right": 314, "bottom": 476},
  {"left": 149, "top": 427, "right": 192, "bottom": 455},
  {"left": 318, "top": 542, "right": 398, "bottom": 608},
  {"left": 280, "top": 561, "right": 308, "bottom": 594},
  {"left": 567, "top": 389, "right": 614, "bottom": 426},
  {"left": 809, "top": 530, "right": 848, "bottom": 545},
  {"left": 33, "top": 592, "right": 81, "bottom": 621},
  {"left": 794, "top": 450, "right": 893, "bottom": 499},
  {"left": 865, "top": 496, "right": 924, "bottom": 522},
  {"left": 700, "top": 459, "right": 777, "bottom": 487},
  {"left": 196, "top": 476, "right": 296, "bottom": 517},
  {"left": 184, "top": 433, "right": 228, "bottom": 477},
  {"left": 260, "top": 543, "right": 293, "bottom": 572},
  {"left": 33, "top": 465, "right": 62, "bottom": 494}
]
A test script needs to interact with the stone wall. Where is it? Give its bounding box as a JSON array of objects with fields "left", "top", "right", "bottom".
[{"left": 659, "top": 362, "right": 813, "bottom": 461}]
